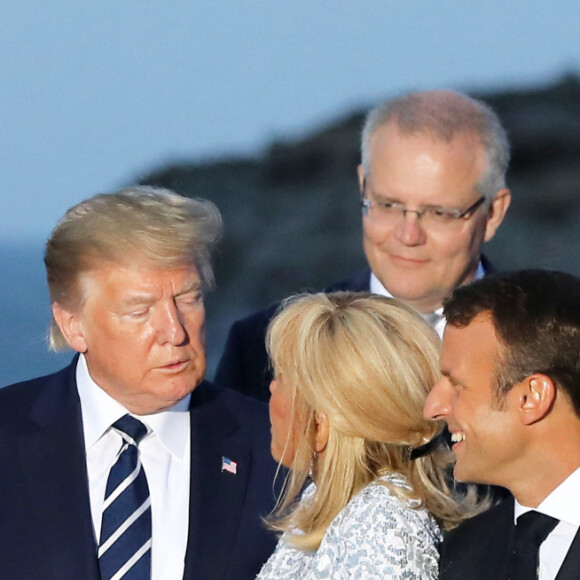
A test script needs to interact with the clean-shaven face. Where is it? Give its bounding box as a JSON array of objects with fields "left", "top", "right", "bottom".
[
  {"left": 360, "top": 123, "right": 493, "bottom": 314},
  {"left": 423, "top": 314, "right": 524, "bottom": 486},
  {"left": 61, "top": 263, "right": 207, "bottom": 414}
]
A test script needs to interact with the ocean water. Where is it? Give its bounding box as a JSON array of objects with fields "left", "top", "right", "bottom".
[{"left": 0, "top": 241, "right": 72, "bottom": 386}]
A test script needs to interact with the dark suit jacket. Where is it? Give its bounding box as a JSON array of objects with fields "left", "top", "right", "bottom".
[
  {"left": 440, "top": 497, "right": 580, "bottom": 579},
  {"left": 0, "top": 360, "right": 278, "bottom": 580},
  {"left": 214, "top": 258, "right": 495, "bottom": 402},
  {"left": 214, "top": 268, "right": 370, "bottom": 401}
]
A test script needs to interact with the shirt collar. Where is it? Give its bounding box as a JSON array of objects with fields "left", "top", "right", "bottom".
[
  {"left": 369, "top": 261, "right": 484, "bottom": 338},
  {"left": 514, "top": 465, "right": 580, "bottom": 526},
  {"left": 370, "top": 260, "right": 485, "bottom": 300},
  {"left": 76, "top": 354, "right": 191, "bottom": 460}
]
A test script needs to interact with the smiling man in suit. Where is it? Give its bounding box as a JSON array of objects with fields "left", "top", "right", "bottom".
[
  {"left": 0, "top": 186, "right": 277, "bottom": 580},
  {"left": 424, "top": 269, "right": 580, "bottom": 579},
  {"left": 215, "top": 89, "right": 512, "bottom": 401}
]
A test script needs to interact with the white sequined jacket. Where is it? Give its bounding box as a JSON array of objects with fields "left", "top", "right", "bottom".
[{"left": 256, "top": 473, "right": 442, "bottom": 579}]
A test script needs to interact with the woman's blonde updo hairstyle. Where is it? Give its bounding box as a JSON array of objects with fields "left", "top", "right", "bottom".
[{"left": 266, "top": 291, "right": 472, "bottom": 551}]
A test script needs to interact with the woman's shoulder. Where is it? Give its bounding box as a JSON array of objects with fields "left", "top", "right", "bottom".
[
  {"left": 313, "top": 474, "right": 442, "bottom": 578},
  {"left": 258, "top": 475, "right": 442, "bottom": 580},
  {"left": 335, "top": 473, "right": 439, "bottom": 532}
]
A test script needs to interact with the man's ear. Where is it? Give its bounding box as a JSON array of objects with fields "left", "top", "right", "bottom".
[
  {"left": 484, "top": 188, "right": 511, "bottom": 242},
  {"left": 518, "top": 374, "right": 556, "bottom": 425},
  {"left": 357, "top": 165, "right": 365, "bottom": 195},
  {"left": 51, "top": 302, "right": 88, "bottom": 353},
  {"left": 313, "top": 412, "right": 330, "bottom": 454}
]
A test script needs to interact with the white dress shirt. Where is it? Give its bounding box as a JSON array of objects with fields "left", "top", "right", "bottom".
[
  {"left": 369, "top": 261, "right": 485, "bottom": 339},
  {"left": 76, "top": 354, "right": 191, "bottom": 580},
  {"left": 514, "top": 466, "right": 580, "bottom": 580}
]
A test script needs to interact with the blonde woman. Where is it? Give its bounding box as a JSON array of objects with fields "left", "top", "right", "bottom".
[{"left": 257, "top": 292, "right": 474, "bottom": 579}]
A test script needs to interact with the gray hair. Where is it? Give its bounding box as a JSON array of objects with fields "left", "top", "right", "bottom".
[
  {"left": 45, "top": 185, "right": 222, "bottom": 350},
  {"left": 360, "top": 90, "right": 510, "bottom": 202}
]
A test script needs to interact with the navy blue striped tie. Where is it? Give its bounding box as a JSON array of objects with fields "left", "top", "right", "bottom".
[{"left": 98, "top": 415, "right": 152, "bottom": 580}]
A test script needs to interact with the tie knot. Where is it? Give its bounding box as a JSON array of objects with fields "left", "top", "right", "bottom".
[
  {"left": 112, "top": 414, "right": 148, "bottom": 445},
  {"left": 516, "top": 511, "right": 559, "bottom": 547}
]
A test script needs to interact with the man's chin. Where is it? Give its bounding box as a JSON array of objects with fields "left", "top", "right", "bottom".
[
  {"left": 453, "top": 466, "right": 489, "bottom": 487},
  {"left": 374, "top": 271, "right": 440, "bottom": 301},
  {"left": 452, "top": 464, "right": 470, "bottom": 483},
  {"left": 142, "top": 376, "right": 202, "bottom": 412},
  {"left": 388, "top": 286, "right": 446, "bottom": 312}
]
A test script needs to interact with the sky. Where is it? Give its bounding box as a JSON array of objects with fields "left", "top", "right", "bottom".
[
  {"left": 1, "top": 0, "right": 579, "bottom": 243},
  {"left": 0, "top": 1, "right": 579, "bottom": 386}
]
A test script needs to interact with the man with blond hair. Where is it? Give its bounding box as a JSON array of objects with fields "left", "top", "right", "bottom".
[{"left": 0, "top": 186, "right": 277, "bottom": 579}]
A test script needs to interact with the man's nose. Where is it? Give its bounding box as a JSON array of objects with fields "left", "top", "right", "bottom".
[
  {"left": 394, "top": 211, "right": 427, "bottom": 246},
  {"left": 156, "top": 302, "right": 187, "bottom": 345},
  {"left": 423, "top": 379, "right": 451, "bottom": 420}
]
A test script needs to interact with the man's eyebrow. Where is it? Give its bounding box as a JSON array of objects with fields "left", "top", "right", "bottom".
[
  {"left": 176, "top": 281, "right": 202, "bottom": 296},
  {"left": 422, "top": 202, "right": 453, "bottom": 209},
  {"left": 442, "top": 370, "right": 463, "bottom": 388},
  {"left": 120, "top": 294, "right": 156, "bottom": 307},
  {"left": 120, "top": 282, "right": 202, "bottom": 307},
  {"left": 368, "top": 190, "right": 402, "bottom": 202},
  {"left": 369, "top": 191, "right": 450, "bottom": 209}
]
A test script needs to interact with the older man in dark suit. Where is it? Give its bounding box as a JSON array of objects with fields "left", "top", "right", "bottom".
[
  {"left": 215, "top": 89, "right": 511, "bottom": 401},
  {"left": 424, "top": 270, "right": 580, "bottom": 579},
  {"left": 0, "top": 187, "right": 277, "bottom": 580}
]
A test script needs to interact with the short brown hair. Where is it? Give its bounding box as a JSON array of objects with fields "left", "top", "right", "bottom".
[{"left": 444, "top": 269, "right": 580, "bottom": 413}]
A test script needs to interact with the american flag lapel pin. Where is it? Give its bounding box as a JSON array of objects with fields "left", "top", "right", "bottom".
[{"left": 221, "top": 456, "right": 237, "bottom": 475}]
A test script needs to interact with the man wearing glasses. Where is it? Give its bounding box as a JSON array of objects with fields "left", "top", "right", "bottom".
[{"left": 215, "top": 89, "right": 512, "bottom": 401}]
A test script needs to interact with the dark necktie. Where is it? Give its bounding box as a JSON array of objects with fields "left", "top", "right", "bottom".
[
  {"left": 508, "top": 511, "right": 559, "bottom": 580},
  {"left": 98, "top": 415, "right": 152, "bottom": 580}
]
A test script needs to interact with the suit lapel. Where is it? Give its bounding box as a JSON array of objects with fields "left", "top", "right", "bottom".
[
  {"left": 555, "top": 527, "right": 580, "bottom": 580},
  {"left": 18, "top": 361, "right": 100, "bottom": 580},
  {"left": 184, "top": 383, "right": 253, "bottom": 580}
]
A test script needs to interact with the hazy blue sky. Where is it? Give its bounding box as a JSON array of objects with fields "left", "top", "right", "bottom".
[{"left": 2, "top": 0, "right": 579, "bottom": 241}]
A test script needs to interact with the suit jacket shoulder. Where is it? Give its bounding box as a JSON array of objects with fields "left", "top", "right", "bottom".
[
  {"left": 213, "top": 269, "right": 371, "bottom": 401},
  {"left": 213, "top": 304, "right": 278, "bottom": 400},
  {"left": 440, "top": 498, "right": 514, "bottom": 580},
  {"left": 326, "top": 268, "right": 371, "bottom": 293},
  {"left": 190, "top": 380, "right": 274, "bottom": 448},
  {"left": 0, "top": 360, "right": 101, "bottom": 580},
  {"left": 0, "top": 368, "right": 278, "bottom": 580}
]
